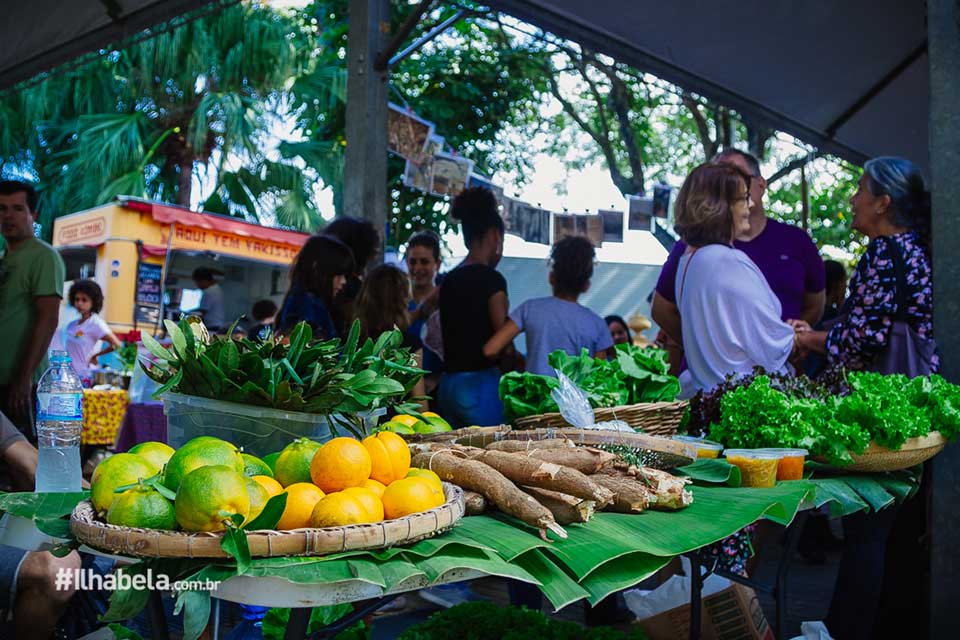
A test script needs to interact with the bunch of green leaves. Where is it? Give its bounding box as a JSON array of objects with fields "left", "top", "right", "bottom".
[
  {"left": 499, "top": 372, "right": 560, "bottom": 423},
  {"left": 707, "top": 371, "right": 960, "bottom": 465},
  {"left": 499, "top": 346, "right": 681, "bottom": 422},
  {"left": 140, "top": 318, "right": 423, "bottom": 422},
  {"left": 614, "top": 343, "right": 681, "bottom": 403},
  {"left": 548, "top": 348, "right": 628, "bottom": 408},
  {"left": 262, "top": 604, "right": 364, "bottom": 640},
  {"left": 399, "top": 601, "right": 649, "bottom": 640}
]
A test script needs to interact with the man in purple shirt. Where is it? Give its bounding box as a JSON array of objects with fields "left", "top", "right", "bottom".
[{"left": 651, "top": 148, "right": 825, "bottom": 365}]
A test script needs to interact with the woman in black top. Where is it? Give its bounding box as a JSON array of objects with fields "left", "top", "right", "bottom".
[{"left": 437, "top": 187, "right": 507, "bottom": 427}]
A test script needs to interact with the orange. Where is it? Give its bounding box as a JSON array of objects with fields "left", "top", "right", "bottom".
[
  {"left": 309, "top": 437, "right": 372, "bottom": 493},
  {"left": 275, "top": 482, "right": 325, "bottom": 530},
  {"left": 252, "top": 475, "right": 283, "bottom": 497},
  {"left": 342, "top": 487, "right": 385, "bottom": 521},
  {"left": 310, "top": 491, "right": 380, "bottom": 527},
  {"left": 245, "top": 478, "right": 270, "bottom": 523},
  {"left": 362, "top": 431, "right": 410, "bottom": 485},
  {"left": 274, "top": 439, "right": 322, "bottom": 487},
  {"left": 175, "top": 466, "right": 250, "bottom": 532},
  {"left": 381, "top": 476, "right": 444, "bottom": 520},
  {"left": 391, "top": 414, "right": 420, "bottom": 428},
  {"left": 362, "top": 478, "right": 386, "bottom": 497},
  {"left": 91, "top": 453, "right": 160, "bottom": 514}
]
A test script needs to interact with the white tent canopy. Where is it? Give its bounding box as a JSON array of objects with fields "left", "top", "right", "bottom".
[{"left": 487, "top": 0, "right": 929, "bottom": 170}]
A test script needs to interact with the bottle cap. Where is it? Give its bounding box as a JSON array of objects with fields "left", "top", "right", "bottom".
[{"left": 49, "top": 349, "right": 73, "bottom": 364}]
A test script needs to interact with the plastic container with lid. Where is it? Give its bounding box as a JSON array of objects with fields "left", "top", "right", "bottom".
[
  {"left": 756, "top": 448, "right": 808, "bottom": 481},
  {"left": 672, "top": 435, "right": 724, "bottom": 459},
  {"left": 723, "top": 449, "right": 781, "bottom": 488}
]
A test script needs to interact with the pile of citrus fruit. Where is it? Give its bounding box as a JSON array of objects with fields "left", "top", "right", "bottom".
[
  {"left": 380, "top": 411, "right": 453, "bottom": 435},
  {"left": 90, "top": 430, "right": 445, "bottom": 533}
]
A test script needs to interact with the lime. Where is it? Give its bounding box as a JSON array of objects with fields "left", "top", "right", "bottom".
[
  {"left": 245, "top": 478, "right": 270, "bottom": 524},
  {"left": 127, "top": 442, "right": 175, "bottom": 471},
  {"left": 106, "top": 485, "right": 176, "bottom": 530},
  {"left": 162, "top": 436, "right": 244, "bottom": 492},
  {"left": 91, "top": 453, "right": 160, "bottom": 514},
  {"left": 274, "top": 438, "right": 322, "bottom": 487},
  {"left": 175, "top": 465, "right": 250, "bottom": 532},
  {"left": 242, "top": 453, "right": 274, "bottom": 478}
]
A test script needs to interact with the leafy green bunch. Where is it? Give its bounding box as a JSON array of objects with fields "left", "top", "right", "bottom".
[
  {"left": 141, "top": 317, "right": 424, "bottom": 418},
  {"left": 709, "top": 372, "right": 960, "bottom": 465},
  {"left": 498, "top": 345, "right": 681, "bottom": 422}
]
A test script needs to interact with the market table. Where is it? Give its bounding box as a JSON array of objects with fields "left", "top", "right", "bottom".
[
  {"left": 82, "top": 389, "right": 130, "bottom": 446},
  {"left": 113, "top": 402, "right": 166, "bottom": 452},
  {"left": 0, "top": 462, "right": 921, "bottom": 640}
]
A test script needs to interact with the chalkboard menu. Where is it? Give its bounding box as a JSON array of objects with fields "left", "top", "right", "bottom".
[{"left": 135, "top": 262, "right": 162, "bottom": 326}]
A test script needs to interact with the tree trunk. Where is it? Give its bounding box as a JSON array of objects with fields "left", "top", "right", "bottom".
[
  {"left": 746, "top": 124, "right": 773, "bottom": 161},
  {"left": 177, "top": 156, "right": 193, "bottom": 206}
]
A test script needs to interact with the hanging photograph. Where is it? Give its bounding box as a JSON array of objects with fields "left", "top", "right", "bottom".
[
  {"left": 553, "top": 213, "right": 577, "bottom": 244},
  {"left": 501, "top": 196, "right": 517, "bottom": 234},
  {"left": 403, "top": 134, "right": 444, "bottom": 193},
  {"left": 584, "top": 214, "right": 604, "bottom": 247},
  {"left": 554, "top": 214, "right": 603, "bottom": 247},
  {"left": 628, "top": 195, "right": 654, "bottom": 231},
  {"left": 600, "top": 209, "right": 624, "bottom": 243},
  {"left": 388, "top": 103, "right": 435, "bottom": 164},
  {"left": 653, "top": 184, "right": 672, "bottom": 219},
  {"left": 430, "top": 152, "right": 473, "bottom": 197},
  {"left": 514, "top": 203, "right": 551, "bottom": 245}
]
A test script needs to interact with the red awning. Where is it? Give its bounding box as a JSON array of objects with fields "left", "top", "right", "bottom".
[{"left": 118, "top": 198, "right": 311, "bottom": 248}]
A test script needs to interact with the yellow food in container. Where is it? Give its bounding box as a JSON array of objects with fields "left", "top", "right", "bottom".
[
  {"left": 723, "top": 449, "right": 781, "bottom": 488},
  {"left": 672, "top": 435, "right": 724, "bottom": 459},
  {"left": 756, "top": 448, "right": 808, "bottom": 481}
]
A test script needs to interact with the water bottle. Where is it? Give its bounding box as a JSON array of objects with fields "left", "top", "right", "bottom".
[
  {"left": 35, "top": 350, "right": 84, "bottom": 492},
  {"left": 224, "top": 605, "right": 269, "bottom": 639}
]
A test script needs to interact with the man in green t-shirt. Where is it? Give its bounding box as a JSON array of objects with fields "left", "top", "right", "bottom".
[{"left": 0, "top": 181, "right": 65, "bottom": 437}]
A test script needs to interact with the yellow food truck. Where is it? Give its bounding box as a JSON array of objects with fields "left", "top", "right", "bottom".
[{"left": 51, "top": 198, "right": 311, "bottom": 335}]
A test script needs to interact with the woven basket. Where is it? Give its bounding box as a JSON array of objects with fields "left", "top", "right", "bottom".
[
  {"left": 513, "top": 401, "right": 688, "bottom": 437},
  {"left": 815, "top": 431, "right": 948, "bottom": 473},
  {"left": 70, "top": 483, "right": 464, "bottom": 559},
  {"left": 455, "top": 427, "right": 698, "bottom": 470}
]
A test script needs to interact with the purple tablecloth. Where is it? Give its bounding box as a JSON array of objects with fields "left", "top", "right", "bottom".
[{"left": 114, "top": 403, "right": 167, "bottom": 452}]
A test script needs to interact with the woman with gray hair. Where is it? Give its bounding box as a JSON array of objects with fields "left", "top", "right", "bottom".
[
  {"left": 793, "top": 156, "right": 937, "bottom": 373},
  {"left": 672, "top": 162, "right": 802, "bottom": 398}
]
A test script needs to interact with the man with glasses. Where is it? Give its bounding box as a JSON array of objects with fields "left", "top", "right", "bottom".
[
  {"left": 651, "top": 148, "right": 826, "bottom": 369},
  {"left": 0, "top": 181, "right": 65, "bottom": 438}
]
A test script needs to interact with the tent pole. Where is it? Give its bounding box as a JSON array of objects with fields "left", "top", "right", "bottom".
[
  {"left": 928, "top": 0, "right": 960, "bottom": 635},
  {"left": 344, "top": 0, "right": 390, "bottom": 260}
]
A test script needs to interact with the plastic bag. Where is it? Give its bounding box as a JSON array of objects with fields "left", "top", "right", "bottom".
[{"left": 551, "top": 370, "right": 631, "bottom": 431}]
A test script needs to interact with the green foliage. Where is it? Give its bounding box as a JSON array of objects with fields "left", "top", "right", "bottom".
[
  {"left": 0, "top": 4, "right": 321, "bottom": 232},
  {"left": 292, "top": 1, "right": 550, "bottom": 246},
  {"left": 141, "top": 318, "right": 423, "bottom": 437},
  {"left": 399, "top": 601, "right": 648, "bottom": 640},
  {"left": 709, "top": 373, "right": 960, "bottom": 465},
  {"left": 262, "top": 605, "right": 364, "bottom": 640},
  {"left": 499, "top": 346, "right": 680, "bottom": 422}
]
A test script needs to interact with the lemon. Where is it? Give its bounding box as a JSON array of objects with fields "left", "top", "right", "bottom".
[
  {"left": 406, "top": 468, "right": 443, "bottom": 494},
  {"left": 106, "top": 485, "right": 176, "bottom": 530},
  {"left": 91, "top": 453, "right": 160, "bottom": 514},
  {"left": 127, "top": 442, "right": 175, "bottom": 471},
  {"left": 342, "top": 487, "right": 385, "bottom": 521},
  {"left": 162, "top": 437, "right": 244, "bottom": 492},
  {"left": 274, "top": 439, "right": 322, "bottom": 487},
  {"left": 174, "top": 465, "right": 250, "bottom": 532},
  {"left": 245, "top": 478, "right": 271, "bottom": 524},
  {"left": 362, "top": 478, "right": 387, "bottom": 497},
  {"left": 242, "top": 453, "right": 274, "bottom": 478}
]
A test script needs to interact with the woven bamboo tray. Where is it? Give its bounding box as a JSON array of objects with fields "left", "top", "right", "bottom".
[
  {"left": 815, "top": 431, "right": 947, "bottom": 472},
  {"left": 70, "top": 483, "right": 464, "bottom": 559},
  {"left": 513, "top": 401, "right": 688, "bottom": 437},
  {"left": 455, "top": 427, "right": 697, "bottom": 470}
]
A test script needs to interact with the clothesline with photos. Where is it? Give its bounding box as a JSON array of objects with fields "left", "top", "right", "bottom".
[{"left": 388, "top": 103, "right": 674, "bottom": 248}]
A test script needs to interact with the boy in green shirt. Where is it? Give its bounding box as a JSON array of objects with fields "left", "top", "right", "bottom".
[{"left": 0, "top": 181, "right": 65, "bottom": 438}]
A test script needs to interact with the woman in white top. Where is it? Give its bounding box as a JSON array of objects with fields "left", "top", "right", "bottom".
[
  {"left": 64, "top": 280, "right": 122, "bottom": 379},
  {"left": 672, "top": 163, "right": 801, "bottom": 398}
]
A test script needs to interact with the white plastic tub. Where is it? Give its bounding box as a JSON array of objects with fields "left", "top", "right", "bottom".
[{"left": 162, "top": 393, "right": 386, "bottom": 457}]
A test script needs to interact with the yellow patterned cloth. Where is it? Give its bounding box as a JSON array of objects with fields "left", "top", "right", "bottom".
[{"left": 82, "top": 389, "right": 130, "bottom": 445}]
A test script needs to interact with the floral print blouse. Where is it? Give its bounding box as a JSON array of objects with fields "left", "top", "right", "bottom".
[{"left": 826, "top": 232, "right": 937, "bottom": 371}]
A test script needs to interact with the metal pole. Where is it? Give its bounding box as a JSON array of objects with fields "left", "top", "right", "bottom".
[
  {"left": 928, "top": 0, "right": 960, "bottom": 636},
  {"left": 388, "top": 9, "right": 469, "bottom": 68},
  {"left": 344, "top": 0, "right": 390, "bottom": 260}
]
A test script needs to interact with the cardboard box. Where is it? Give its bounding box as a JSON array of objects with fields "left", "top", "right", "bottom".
[{"left": 635, "top": 583, "right": 774, "bottom": 640}]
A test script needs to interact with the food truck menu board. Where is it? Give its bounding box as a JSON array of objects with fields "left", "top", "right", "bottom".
[{"left": 135, "top": 262, "right": 162, "bottom": 327}]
